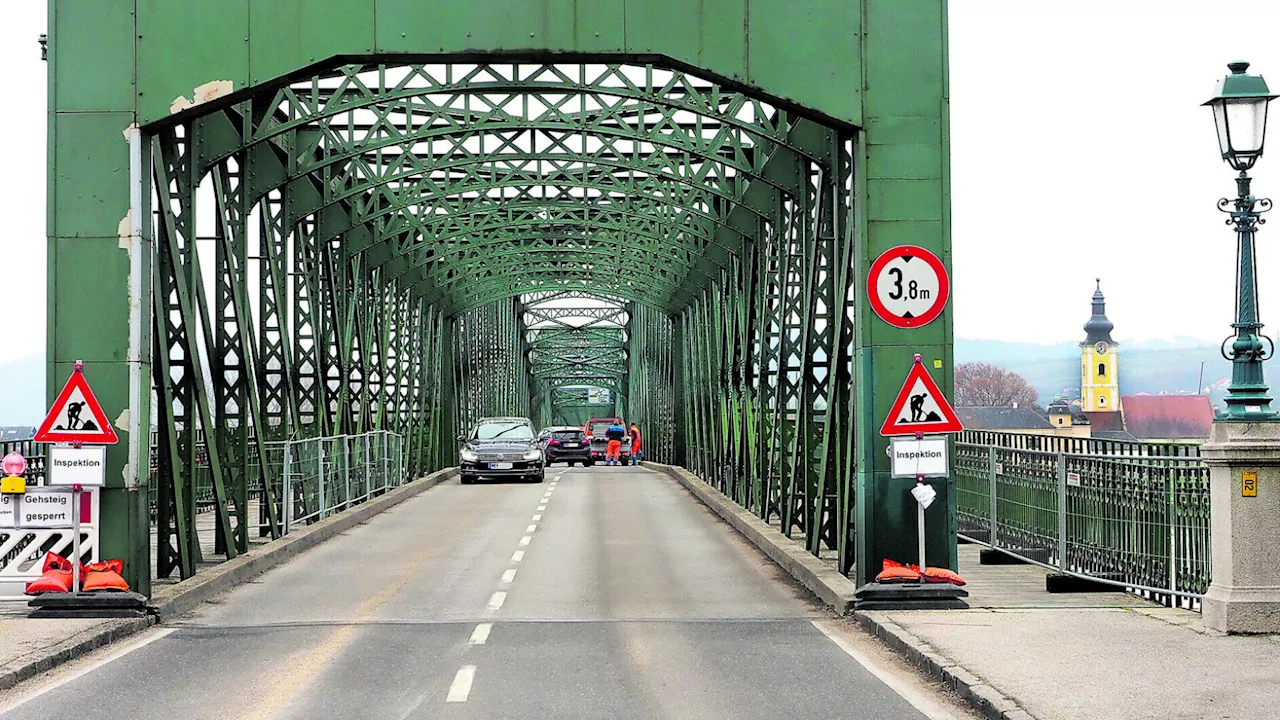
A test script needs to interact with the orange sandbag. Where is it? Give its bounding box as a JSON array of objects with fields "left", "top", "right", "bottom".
[
  {"left": 81, "top": 559, "right": 123, "bottom": 575},
  {"left": 920, "top": 566, "right": 966, "bottom": 586},
  {"left": 82, "top": 559, "right": 130, "bottom": 592},
  {"left": 875, "top": 558, "right": 921, "bottom": 583},
  {"left": 25, "top": 552, "right": 73, "bottom": 595}
]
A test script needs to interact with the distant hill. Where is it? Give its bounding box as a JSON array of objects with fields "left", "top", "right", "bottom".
[
  {"left": 0, "top": 354, "right": 45, "bottom": 426},
  {"left": 955, "top": 338, "right": 1249, "bottom": 408}
]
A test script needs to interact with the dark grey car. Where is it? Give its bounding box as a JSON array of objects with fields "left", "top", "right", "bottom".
[{"left": 458, "top": 417, "right": 544, "bottom": 484}]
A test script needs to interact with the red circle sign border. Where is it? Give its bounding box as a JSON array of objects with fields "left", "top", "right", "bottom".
[{"left": 867, "top": 245, "right": 950, "bottom": 329}]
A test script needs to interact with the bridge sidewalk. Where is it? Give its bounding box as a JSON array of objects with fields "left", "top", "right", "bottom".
[{"left": 864, "top": 543, "right": 1280, "bottom": 720}]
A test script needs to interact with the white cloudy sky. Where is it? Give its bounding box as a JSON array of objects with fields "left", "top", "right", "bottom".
[{"left": 4, "top": 2, "right": 1280, "bottom": 363}]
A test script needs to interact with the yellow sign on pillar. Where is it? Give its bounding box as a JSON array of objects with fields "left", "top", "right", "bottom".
[{"left": 1243, "top": 470, "right": 1258, "bottom": 497}]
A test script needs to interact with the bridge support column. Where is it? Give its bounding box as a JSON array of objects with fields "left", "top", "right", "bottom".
[
  {"left": 852, "top": 0, "right": 956, "bottom": 586},
  {"left": 1202, "top": 422, "right": 1280, "bottom": 633}
]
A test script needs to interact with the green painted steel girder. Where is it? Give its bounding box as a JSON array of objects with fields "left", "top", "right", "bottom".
[{"left": 49, "top": 0, "right": 950, "bottom": 595}]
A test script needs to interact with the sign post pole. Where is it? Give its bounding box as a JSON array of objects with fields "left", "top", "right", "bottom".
[
  {"left": 71, "top": 483, "right": 82, "bottom": 594},
  {"left": 917, "top": 478, "right": 927, "bottom": 570}
]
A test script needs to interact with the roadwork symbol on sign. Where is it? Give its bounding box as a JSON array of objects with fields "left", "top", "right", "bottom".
[
  {"left": 867, "top": 245, "right": 950, "bottom": 329},
  {"left": 34, "top": 364, "right": 119, "bottom": 445},
  {"left": 880, "top": 356, "right": 963, "bottom": 436}
]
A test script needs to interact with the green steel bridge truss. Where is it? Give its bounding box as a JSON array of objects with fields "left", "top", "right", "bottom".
[
  {"left": 146, "top": 61, "right": 860, "bottom": 577},
  {"left": 48, "top": 1, "right": 951, "bottom": 593}
]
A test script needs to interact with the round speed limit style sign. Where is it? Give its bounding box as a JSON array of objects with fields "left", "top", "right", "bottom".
[{"left": 867, "top": 245, "right": 950, "bottom": 329}]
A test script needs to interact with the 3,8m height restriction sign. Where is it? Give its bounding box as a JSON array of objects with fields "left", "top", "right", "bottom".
[{"left": 867, "top": 245, "right": 950, "bottom": 329}]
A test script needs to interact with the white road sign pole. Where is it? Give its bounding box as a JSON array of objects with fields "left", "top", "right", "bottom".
[
  {"left": 72, "top": 484, "right": 82, "bottom": 594},
  {"left": 917, "top": 485, "right": 926, "bottom": 569}
]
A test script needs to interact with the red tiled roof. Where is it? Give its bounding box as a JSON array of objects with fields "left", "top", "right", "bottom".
[
  {"left": 1120, "top": 395, "right": 1214, "bottom": 440},
  {"left": 1080, "top": 411, "right": 1125, "bottom": 432}
]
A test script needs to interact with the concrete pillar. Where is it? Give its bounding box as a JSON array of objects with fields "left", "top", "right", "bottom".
[{"left": 1202, "top": 422, "right": 1280, "bottom": 633}]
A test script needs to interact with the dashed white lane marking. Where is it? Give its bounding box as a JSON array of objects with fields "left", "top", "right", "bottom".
[
  {"left": 537, "top": 505, "right": 547, "bottom": 511},
  {"left": 501, "top": 569, "right": 517, "bottom": 583},
  {"left": 811, "top": 621, "right": 961, "bottom": 720},
  {"left": 487, "top": 591, "right": 507, "bottom": 610},
  {"left": 447, "top": 665, "right": 477, "bottom": 702},
  {"left": 468, "top": 623, "right": 492, "bottom": 645},
  {"left": 525, "top": 524, "right": 538, "bottom": 533},
  {"left": 532, "top": 514, "right": 542, "bottom": 521},
  {"left": 519, "top": 536, "right": 532, "bottom": 546},
  {"left": 511, "top": 550, "right": 525, "bottom": 563}
]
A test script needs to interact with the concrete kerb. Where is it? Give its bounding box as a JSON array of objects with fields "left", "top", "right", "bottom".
[
  {"left": 0, "top": 617, "right": 154, "bottom": 692},
  {"left": 851, "top": 611, "right": 1035, "bottom": 720},
  {"left": 0, "top": 467, "right": 457, "bottom": 693},
  {"left": 650, "top": 463, "right": 1038, "bottom": 720},
  {"left": 649, "top": 463, "right": 857, "bottom": 615}
]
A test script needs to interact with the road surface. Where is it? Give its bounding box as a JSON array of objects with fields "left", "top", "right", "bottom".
[{"left": 0, "top": 466, "right": 974, "bottom": 719}]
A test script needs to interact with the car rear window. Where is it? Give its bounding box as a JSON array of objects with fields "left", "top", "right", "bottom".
[{"left": 552, "top": 430, "right": 584, "bottom": 440}]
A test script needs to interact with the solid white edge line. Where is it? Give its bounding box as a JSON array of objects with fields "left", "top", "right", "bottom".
[
  {"left": 487, "top": 591, "right": 507, "bottom": 610},
  {"left": 0, "top": 628, "right": 178, "bottom": 714},
  {"left": 511, "top": 550, "right": 525, "bottom": 563},
  {"left": 519, "top": 536, "right": 531, "bottom": 546},
  {"left": 446, "top": 665, "right": 477, "bottom": 702},
  {"left": 468, "top": 623, "right": 492, "bottom": 645},
  {"left": 810, "top": 620, "right": 961, "bottom": 720},
  {"left": 501, "top": 569, "right": 517, "bottom": 583}
]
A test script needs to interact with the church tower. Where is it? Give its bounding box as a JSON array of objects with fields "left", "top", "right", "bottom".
[{"left": 1081, "top": 279, "right": 1119, "bottom": 412}]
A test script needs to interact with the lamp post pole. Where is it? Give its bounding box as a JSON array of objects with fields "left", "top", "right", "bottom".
[
  {"left": 1201, "top": 61, "right": 1280, "bottom": 634},
  {"left": 1204, "top": 61, "right": 1280, "bottom": 421},
  {"left": 1219, "top": 170, "right": 1276, "bottom": 420}
]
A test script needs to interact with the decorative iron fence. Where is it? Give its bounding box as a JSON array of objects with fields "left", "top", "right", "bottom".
[
  {"left": 1, "top": 438, "right": 46, "bottom": 486},
  {"left": 956, "top": 440, "right": 1211, "bottom": 609}
]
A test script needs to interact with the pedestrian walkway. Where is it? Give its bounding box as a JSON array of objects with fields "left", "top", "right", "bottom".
[
  {"left": 149, "top": 500, "right": 274, "bottom": 590},
  {"left": 868, "top": 544, "right": 1280, "bottom": 720}
]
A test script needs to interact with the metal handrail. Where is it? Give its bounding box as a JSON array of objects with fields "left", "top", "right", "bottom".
[{"left": 956, "top": 440, "right": 1211, "bottom": 610}]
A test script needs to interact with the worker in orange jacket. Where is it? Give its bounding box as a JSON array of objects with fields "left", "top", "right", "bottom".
[{"left": 628, "top": 423, "right": 642, "bottom": 464}]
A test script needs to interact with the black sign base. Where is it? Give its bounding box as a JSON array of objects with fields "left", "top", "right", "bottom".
[
  {"left": 854, "top": 582, "right": 969, "bottom": 610},
  {"left": 27, "top": 591, "right": 149, "bottom": 619}
]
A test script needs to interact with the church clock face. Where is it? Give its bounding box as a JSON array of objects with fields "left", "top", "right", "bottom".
[{"left": 1094, "top": 342, "right": 1108, "bottom": 355}]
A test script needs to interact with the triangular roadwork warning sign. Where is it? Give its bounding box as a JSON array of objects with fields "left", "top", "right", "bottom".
[
  {"left": 880, "top": 358, "right": 963, "bottom": 436},
  {"left": 34, "top": 365, "right": 119, "bottom": 444}
]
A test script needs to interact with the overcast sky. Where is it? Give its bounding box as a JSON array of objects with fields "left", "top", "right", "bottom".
[{"left": 5, "top": 2, "right": 1280, "bottom": 363}]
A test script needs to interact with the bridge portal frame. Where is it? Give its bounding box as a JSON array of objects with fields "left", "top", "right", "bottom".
[{"left": 47, "top": 0, "right": 951, "bottom": 592}]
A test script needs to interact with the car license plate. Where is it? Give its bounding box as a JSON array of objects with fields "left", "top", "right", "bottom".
[
  {"left": 564, "top": 442, "right": 579, "bottom": 448},
  {"left": 489, "top": 462, "right": 513, "bottom": 470}
]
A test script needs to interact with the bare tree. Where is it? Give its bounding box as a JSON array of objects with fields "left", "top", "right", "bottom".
[{"left": 955, "top": 362, "right": 1040, "bottom": 408}]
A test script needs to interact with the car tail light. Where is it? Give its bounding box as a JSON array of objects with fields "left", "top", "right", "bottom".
[{"left": 549, "top": 439, "right": 561, "bottom": 446}]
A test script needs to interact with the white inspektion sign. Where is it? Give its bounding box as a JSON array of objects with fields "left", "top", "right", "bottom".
[
  {"left": 890, "top": 436, "right": 949, "bottom": 478},
  {"left": 48, "top": 446, "right": 107, "bottom": 487}
]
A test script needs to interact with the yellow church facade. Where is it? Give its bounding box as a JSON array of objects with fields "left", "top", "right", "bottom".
[{"left": 1080, "top": 280, "right": 1119, "bottom": 413}]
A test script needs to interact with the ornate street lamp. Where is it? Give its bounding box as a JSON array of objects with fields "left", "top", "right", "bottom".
[{"left": 1205, "top": 61, "right": 1280, "bottom": 420}]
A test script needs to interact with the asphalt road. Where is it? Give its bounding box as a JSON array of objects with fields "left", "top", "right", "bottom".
[{"left": 0, "top": 466, "right": 971, "bottom": 720}]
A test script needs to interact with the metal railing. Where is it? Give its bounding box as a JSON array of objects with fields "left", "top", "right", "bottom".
[
  {"left": 1, "top": 438, "right": 46, "bottom": 485},
  {"left": 261, "top": 432, "right": 406, "bottom": 533},
  {"left": 956, "top": 440, "right": 1211, "bottom": 609}
]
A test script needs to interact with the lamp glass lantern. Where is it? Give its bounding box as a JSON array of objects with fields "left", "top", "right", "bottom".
[{"left": 1204, "top": 61, "right": 1278, "bottom": 171}]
